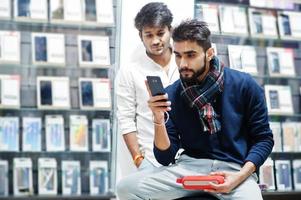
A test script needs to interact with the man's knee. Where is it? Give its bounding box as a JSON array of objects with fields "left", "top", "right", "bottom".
[
  {"left": 116, "top": 176, "right": 141, "bottom": 199},
  {"left": 116, "top": 178, "right": 131, "bottom": 197}
]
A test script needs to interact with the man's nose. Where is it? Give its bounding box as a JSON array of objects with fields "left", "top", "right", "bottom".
[
  {"left": 152, "top": 36, "right": 160, "bottom": 45},
  {"left": 179, "top": 58, "right": 188, "bottom": 68}
]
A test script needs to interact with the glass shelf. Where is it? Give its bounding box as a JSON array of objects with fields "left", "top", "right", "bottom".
[
  {"left": 210, "top": 34, "right": 300, "bottom": 48},
  {"left": 195, "top": 0, "right": 249, "bottom": 6},
  {"left": 0, "top": 151, "right": 110, "bottom": 155},
  {"left": 0, "top": 19, "right": 115, "bottom": 32},
  {"left": 0, "top": 193, "right": 115, "bottom": 200},
  {"left": 268, "top": 113, "right": 301, "bottom": 118},
  {"left": 253, "top": 75, "right": 301, "bottom": 81},
  {"left": 195, "top": 0, "right": 301, "bottom": 12},
  {"left": 262, "top": 191, "right": 301, "bottom": 198},
  {"left": 270, "top": 152, "right": 301, "bottom": 160},
  {"left": 0, "top": 63, "right": 112, "bottom": 70},
  {"left": 0, "top": 107, "right": 111, "bottom": 112}
]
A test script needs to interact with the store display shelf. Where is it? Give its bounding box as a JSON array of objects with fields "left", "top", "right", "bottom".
[
  {"left": 0, "top": 19, "right": 115, "bottom": 32},
  {"left": 0, "top": 151, "right": 111, "bottom": 155},
  {"left": 253, "top": 75, "right": 301, "bottom": 81},
  {"left": 0, "top": 194, "right": 115, "bottom": 200},
  {"left": 268, "top": 113, "right": 301, "bottom": 118},
  {"left": 263, "top": 191, "right": 301, "bottom": 200},
  {"left": 195, "top": 0, "right": 249, "bottom": 6},
  {"left": 210, "top": 34, "right": 300, "bottom": 48},
  {"left": 0, "top": 63, "right": 112, "bottom": 70},
  {"left": 0, "top": 107, "right": 111, "bottom": 112},
  {"left": 270, "top": 152, "right": 301, "bottom": 160}
]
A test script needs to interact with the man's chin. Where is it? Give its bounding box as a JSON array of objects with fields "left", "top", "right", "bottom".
[
  {"left": 147, "top": 50, "right": 163, "bottom": 57},
  {"left": 180, "top": 76, "right": 197, "bottom": 85}
]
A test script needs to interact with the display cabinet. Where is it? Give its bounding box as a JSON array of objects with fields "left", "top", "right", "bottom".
[{"left": 0, "top": 0, "right": 119, "bottom": 199}]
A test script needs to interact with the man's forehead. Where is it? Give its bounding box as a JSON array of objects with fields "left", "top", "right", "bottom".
[
  {"left": 173, "top": 40, "right": 203, "bottom": 52},
  {"left": 142, "top": 25, "right": 168, "bottom": 32}
]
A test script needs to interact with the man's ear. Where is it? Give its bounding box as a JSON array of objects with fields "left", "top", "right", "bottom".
[
  {"left": 206, "top": 47, "right": 215, "bottom": 61},
  {"left": 139, "top": 31, "right": 143, "bottom": 41}
]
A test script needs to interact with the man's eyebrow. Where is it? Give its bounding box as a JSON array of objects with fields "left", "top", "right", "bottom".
[{"left": 173, "top": 50, "right": 197, "bottom": 54}]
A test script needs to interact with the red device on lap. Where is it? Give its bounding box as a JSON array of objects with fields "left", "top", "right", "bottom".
[{"left": 176, "top": 175, "right": 225, "bottom": 190}]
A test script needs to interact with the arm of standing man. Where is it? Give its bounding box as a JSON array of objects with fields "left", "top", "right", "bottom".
[
  {"left": 123, "top": 132, "right": 144, "bottom": 167},
  {"left": 116, "top": 68, "right": 144, "bottom": 168}
]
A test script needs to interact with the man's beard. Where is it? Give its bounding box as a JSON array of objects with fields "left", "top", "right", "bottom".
[{"left": 180, "top": 65, "right": 206, "bottom": 86}]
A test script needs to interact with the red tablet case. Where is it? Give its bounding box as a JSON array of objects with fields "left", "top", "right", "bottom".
[{"left": 176, "top": 175, "right": 225, "bottom": 190}]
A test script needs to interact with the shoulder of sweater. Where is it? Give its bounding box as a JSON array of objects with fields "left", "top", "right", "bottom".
[
  {"left": 165, "top": 80, "right": 181, "bottom": 99},
  {"left": 224, "top": 67, "right": 262, "bottom": 96},
  {"left": 224, "top": 67, "right": 257, "bottom": 86}
]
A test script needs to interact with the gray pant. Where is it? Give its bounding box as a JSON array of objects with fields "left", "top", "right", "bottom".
[{"left": 117, "top": 155, "right": 263, "bottom": 200}]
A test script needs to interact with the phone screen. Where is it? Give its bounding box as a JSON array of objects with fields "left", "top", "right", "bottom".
[
  {"left": 280, "top": 14, "right": 291, "bottom": 35},
  {"left": 85, "top": 0, "right": 97, "bottom": 22},
  {"left": 252, "top": 12, "right": 263, "bottom": 34},
  {"left": 18, "top": 0, "right": 30, "bottom": 17},
  {"left": 81, "top": 81, "right": 94, "bottom": 106},
  {"left": 270, "top": 52, "right": 280, "bottom": 73},
  {"left": 81, "top": 40, "right": 93, "bottom": 62},
  {"left": 269, "top": 90, "right": 279, "bottom": 109},
  {"left": 146, "top": 76, "right": 165, "bottom": 96},
  {"left": 35, "top": 36, "right": 47, "bottom": 62},
  {"left": 40, "top": 80, "right": 52, "bottom": 105}
]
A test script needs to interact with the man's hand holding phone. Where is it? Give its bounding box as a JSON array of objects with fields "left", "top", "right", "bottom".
[{"left": 145, "top": 76, "right": 171, "bottom": 125}]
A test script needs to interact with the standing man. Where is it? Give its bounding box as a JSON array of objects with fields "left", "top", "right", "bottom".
[
  {"left": 116, "top": 2, "right": 179, "bottom": 170},
  {"left": 117, "top": 19, "right": 274, "bottom": 200}
]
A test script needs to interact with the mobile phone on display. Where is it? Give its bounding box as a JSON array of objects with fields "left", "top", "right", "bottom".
[
  {"left": 252, "top": 11, "right": 263, "bottom": 34},
  {"left": 269, "top": 90, "right": 279, "bottom": 109},
  {"left": 280, "top": 14, "right": 291, "bottom": 35},
  {"left": 270, "top": 52, "right": 280, "bottom": 73},
  {"left": 146, "top": 76, "right": 165, "bottom": 96},
  {"left": 40, "top": 80, "right": 52, "bottom": 105},
  {"left": 35, "top": 36, "right": 47, "bottom": 62},
  {"left": 81, "top": 81, "right": 94, "bottom": 106}
]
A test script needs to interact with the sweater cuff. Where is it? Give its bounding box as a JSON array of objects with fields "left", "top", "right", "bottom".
[
  {"left": 153, "top": 145, "right": 174, "bottom": 166},
  {"left": 244, "top": 153, "right": 263, "bottom": 170}
]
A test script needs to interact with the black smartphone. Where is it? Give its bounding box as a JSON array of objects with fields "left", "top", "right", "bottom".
[
  {"left": 81, "top": 81, "right": 94, "bottom": 106},
  {"left": 146, "top": 76, "right": 165, "bottom": 96},
  {"left": 40, "top": 80, "right": 52, "bottom": 105}
]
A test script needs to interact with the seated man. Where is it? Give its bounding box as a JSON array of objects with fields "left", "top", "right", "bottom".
[{"left": 117, "top": 19, "right": 274, "bottom": 200}]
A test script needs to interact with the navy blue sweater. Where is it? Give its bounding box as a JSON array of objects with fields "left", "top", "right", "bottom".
[{"left": 154, "top": 67, "right": 274, "bottom": 170}]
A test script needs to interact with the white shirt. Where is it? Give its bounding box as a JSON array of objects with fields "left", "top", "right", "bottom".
[{"left": 116, "top": 48, "right": 179, "bottom": 166}]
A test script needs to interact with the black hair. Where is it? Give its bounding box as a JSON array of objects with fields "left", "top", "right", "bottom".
[
  {"left": 134, "top": 2, "right": 173, "bottom": 31},
  {"left": 172, "top": 19, "right": 211, "bottom": 51}
]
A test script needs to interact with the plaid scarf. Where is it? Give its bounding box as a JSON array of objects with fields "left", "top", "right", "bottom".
[{"left": 181, "top": 56, "right": 224, "bottom": 134}]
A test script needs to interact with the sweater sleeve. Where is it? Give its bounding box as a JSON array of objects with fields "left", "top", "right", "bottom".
[
  {"left": 244, "top": 75, "right": 274, "bottom": 169},
  {"left": 153, "top": 114, "right": 180, "bottom": 166}
]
